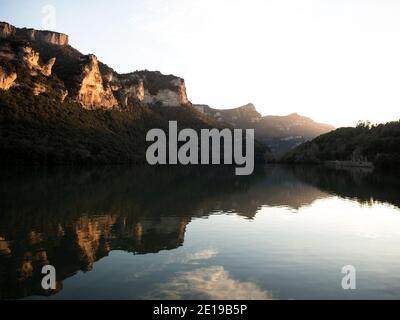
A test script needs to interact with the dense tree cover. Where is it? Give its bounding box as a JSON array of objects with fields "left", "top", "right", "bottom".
[
  {"left": 0, "top": 87, "right": 268, "bottom": 165},
  {"left": 0, "top": 36, "right": 269, "bottom": 166},
  {"left": 282, "top": 120, "right": 400, "bottom": 169}
]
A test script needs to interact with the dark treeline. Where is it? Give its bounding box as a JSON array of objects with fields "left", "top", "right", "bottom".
[
  {"left": 0, "top": 87, "right": 268, "bottom": 165},
  {"left": 281, "top": 121, "right": 400, "bottom": 169}
]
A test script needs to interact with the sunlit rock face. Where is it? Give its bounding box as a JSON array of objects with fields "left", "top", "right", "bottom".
[
  {"left": 22, "top": 29, "right": 69, "bottom": 46},
  {"left": 0, "top": 66, "right": 17, "bottom": 90},
  {"left": 0, "top": 22, "right": 68, "bottom": 46},
  {"left": 116, "top": 77, "right": 145, "bottom": 106},
  {"left": 0, "top": 22, "right": 16, "bottom": 38},
  {"left": 41, "top": 57, "right": 56, "bottom": 76},
  {"left": 113, "top": 72, "right": 190, "bottom": 107},
  {"left": 143, "top": 78, "right": 190, "bottom": 107},
  {"left": 0, "top": 21, "right": 193, "bottom": 109},
  {"left": 18, "top": 45, "right": 56, "bottom": 77},
  {"left": 76, "top": 55, "right": 118, "bottom": 109},
  {"left": 33, "top": 82, "right": 47, "bottom": 96}
]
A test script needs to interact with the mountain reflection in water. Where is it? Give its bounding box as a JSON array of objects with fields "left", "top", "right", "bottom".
[{"left": 0, "top": 165, "right": 399, "bottom": 300}]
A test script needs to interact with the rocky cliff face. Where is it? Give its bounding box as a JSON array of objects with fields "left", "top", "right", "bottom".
[
  {"left": 0, "top": 22, "right": 16, "bottom": 38},
  {"left": 19, "top": 45, "right": 56, "bottom": 76},
  {"left": 0, "top": 21, "right": 192, "bottom": 109},
  {"left": 76, "top": 55, "right": 118, "bottom": 109},
  {"left": 0, "top": 39, "right": 70, "bottom": 99},
  {"left": 114, "top": 71, "right": 190, "bottom": 107},
  {"left": 0, "top": 21, "right": 68, "bottom": 46},
  {"left": 114, "top": 76, "right": 145, "bottom": 106},
  {"left": 19, "top": 28, "right": 69, "bottom": 46},
  {"left": 0, "top": 66, "right": 17, "bottom": 90},
  {"left": 143, "top": 77, "right": 190, "bottom": 107}
]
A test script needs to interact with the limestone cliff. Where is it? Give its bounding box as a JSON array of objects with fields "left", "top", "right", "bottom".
[
  {"left": 115, "top": 71, "right": 190, "bottom": 107},
  {"left": 0, "top": 66, "right": 17, "bottom": 90},
  {"left": 142, "top": 75, "right": 190, "bottom": 107},
  {"left": 76, "top": 55, "right": 118, "bottom": 109},
  {"left": 0, "top": 22, "right": 16, "bottom": 39},
  {"left": 0, "top": 21, "right": 68, "bottom": 46},
  {"left": 19, "top": 28, "right": 69, "bottom": 46},
  {"left": 0, "top": 21, "right": 192, "bottom": 109},
  {"left": 19, "top": 45, "right": 56, "bottom": 76},
  {"left": 114, "top": 76, "right": 145, "bottom": 106}
]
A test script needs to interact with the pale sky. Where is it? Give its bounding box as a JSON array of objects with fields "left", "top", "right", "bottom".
[{"left": 1, "top": 0, "right": 400, "bottom": 127}]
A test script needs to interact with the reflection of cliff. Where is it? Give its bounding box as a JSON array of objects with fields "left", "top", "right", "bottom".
[
  {"left": 2, "top": 165, "right": 395, "bottom": 299},
  {"left": 0, "top": 214, "right": 189, "bottom": 299},
  {"left": 0, "top": 166, "right": 260, "bottom": 299}
]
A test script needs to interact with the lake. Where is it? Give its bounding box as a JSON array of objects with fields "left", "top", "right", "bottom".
[{"left": 1, "top": 165, "right": 400, "bottom": 300}]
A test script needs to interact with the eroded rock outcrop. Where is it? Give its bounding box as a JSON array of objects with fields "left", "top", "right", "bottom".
[
  {"left": 0, "top": 66, "right": 17, "bottom": 90},
  {"left": 33, "top": 82, "right": 47, "bottom": 96},
  {"left": 41, "top": 57, "right": 56, "bottom": 76},
  {"left": 143, "top": 77, "right": 190, "bottom": 107},
  {"left": 116, "top": 77, "right": 145, "bottom": 106},
  {"left": 19, "top": 45, "right": 56, "bottom": 76},
  {"left": 0, "top": 22, "right": 16, "bottom": 38},
  {"left": 114, "top": 71, "right": 190, "bottom": 107},
  {"left": 76, "top": 55, "right": 118, "bottom": 109},
  {"left": 1, "top": 21, "right": 193, "bottom": 109}
]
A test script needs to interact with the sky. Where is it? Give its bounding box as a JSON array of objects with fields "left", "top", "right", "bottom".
[{"left": 1, "top": 0, "right": 400, "bottom": 127}]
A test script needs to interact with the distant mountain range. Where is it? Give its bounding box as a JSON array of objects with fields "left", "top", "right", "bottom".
[
  {"left": 194, "top": 103, "right": 335, "bottom": 156},
  {"left": 0, "top": 21, "right": 334, "bottom": 164}
]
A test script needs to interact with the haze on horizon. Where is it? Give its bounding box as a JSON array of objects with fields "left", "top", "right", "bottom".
[{"left": 1, "top": 0, "right": 400, "bottom": 128}]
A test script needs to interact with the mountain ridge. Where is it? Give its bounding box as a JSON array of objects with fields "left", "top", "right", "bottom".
[
  {"left": 0, "top": 21, "right": 335, "bottom": 163},
  {"left": 193, "top": 103, "right": 335, "bottom": 156}
]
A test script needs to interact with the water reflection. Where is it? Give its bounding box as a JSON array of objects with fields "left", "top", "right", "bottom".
[
  {"left": 145, "top": 266, "right": 272, "bottom": 300},
  {"left": 0, "top": 165, "right": 399, "bottom": 299}
]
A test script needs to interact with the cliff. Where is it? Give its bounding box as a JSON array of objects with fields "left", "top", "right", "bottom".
[
  {"left": 0, "top": 21, "right": 269, "bottom": 165},
  {"left": 0, "top": 22, "right": 16, "bottom": 38},
  {"left": 0, "top": 66, "right": 17, "bottom": 90},
  {"left": 76, "top": 54, "right": 118, "bottom": 109},
  {"left": 0, "top": 21, "right": 68, "bottom": 46},
  {"left": 115, "top": 70, "right": 190, "bottom": 107},
  {"left": 0, "top": 22, "right": 191, "bottom": 110},
  {"left": 19, "top": 45, "right": 56, "bottom": 76}
]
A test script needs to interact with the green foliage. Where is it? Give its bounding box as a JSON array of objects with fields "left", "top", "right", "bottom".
[
  {"left": 0, "top": 87, "right": 155, "bottom": 165},
  {"left": 282, "top": 121, "right": 400, "bottom": 170},
  {"left": 0, "top": 88, "right": 268, "bottom": 165}
]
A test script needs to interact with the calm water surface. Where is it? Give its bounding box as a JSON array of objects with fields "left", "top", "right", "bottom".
[{"left": 1, "top": 165, "right": 400, "bottom": 300}]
